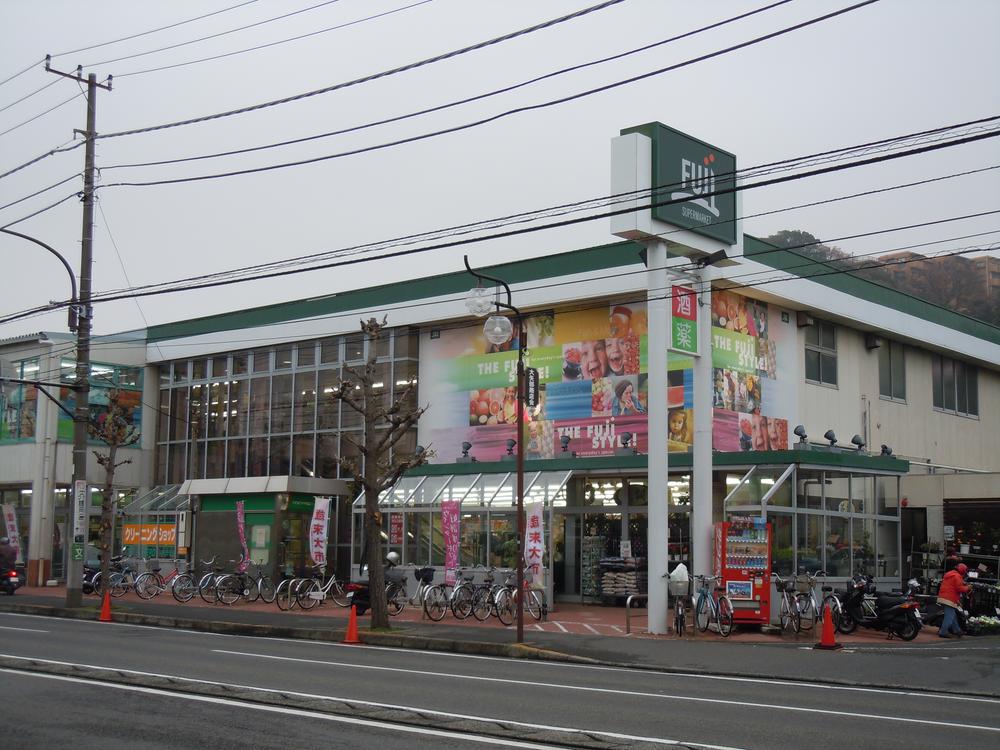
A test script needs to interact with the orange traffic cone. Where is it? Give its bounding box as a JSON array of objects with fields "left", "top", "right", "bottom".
[
  {"left": 99, "top": 590, "right": 113, "bottom": 623},
  {"left": 343, "top": 604, "right": 361, "bottom": 645},
  {"left": 813, "top": 604, "right": 842, "bottom": 650}
]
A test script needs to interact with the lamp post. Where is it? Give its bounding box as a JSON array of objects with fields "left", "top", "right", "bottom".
[{"left": 464, "top": 255, "right": 527, "bottom": 644}]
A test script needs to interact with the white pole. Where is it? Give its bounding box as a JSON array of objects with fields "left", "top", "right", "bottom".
[
  {"left": 692, "top": 268, "right": 714, "bottom": 579},
  {"left": 646, "top": 240, "right": 670, "bottom": 634}
]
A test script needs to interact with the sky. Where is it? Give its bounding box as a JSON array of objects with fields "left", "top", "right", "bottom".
[{"left": 1, "top": 0, "right": 998, "bottom": 342}]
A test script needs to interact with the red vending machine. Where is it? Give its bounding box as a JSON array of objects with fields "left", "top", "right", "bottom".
[{"left": 713, "top": 516, "right": 771, "bottom": 625}]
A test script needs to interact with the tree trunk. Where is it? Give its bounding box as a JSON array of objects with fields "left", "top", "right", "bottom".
[{"left": 98, "top": 443, "right": 117, "bottom": 594}]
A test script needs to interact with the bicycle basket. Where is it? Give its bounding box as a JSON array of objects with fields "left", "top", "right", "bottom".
[
  {"left": 775, "top": 578, "right": 795, "bottom": 593},
  {"left": 414, "top": 566, "right": 435, "bottom": 584},
  {"left": 668, "top": 578, "right": 690, "bottom": 597},
  {"left": 794, "top": 575, "right": 813, "bottom": 594}
]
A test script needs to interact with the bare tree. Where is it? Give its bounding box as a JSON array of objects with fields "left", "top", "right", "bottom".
[
  {"left": 332, "top": 317, "right": 430, "bottom": 629},
  {"left": 89, "top": 388, "right": 140, "bottom": 594}
]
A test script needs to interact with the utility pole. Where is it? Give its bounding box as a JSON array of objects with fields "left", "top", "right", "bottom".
[{"left": 45, "top": 58, "right": 112, "bottom": 607}]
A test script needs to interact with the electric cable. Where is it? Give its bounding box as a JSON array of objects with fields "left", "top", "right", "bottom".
[
  {"left": 105, "top": 0, "right": 797, "bottom": 168},
  {"left": 0, "top": 174, "right": 79, "bottom": 213},
  {"left": 0, "top": 58, "right": 46, "bottom": 91},
  {"left": 0, "top": 138, "right": 82, "bottom": 181},
  {"left": 0, "top": 77, "right": 59, "bottom": 115},
  {"left": 0, "top": 90, "right": 86, "bottom": 139},
  {"left": 86, "top": 128, "right": 1000, "bottom": 300},
  {"left": 0, "top": 191, "right": 79, "bottom": 230},
  {"left": 112, "top": 0, "right": 437, "bottom": 79}
]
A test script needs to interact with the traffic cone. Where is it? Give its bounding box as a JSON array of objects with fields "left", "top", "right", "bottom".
[
  {"left": 343, "top": 605, "right": 361, "bottom": 645},
  {"left": 813, "top": 604, "right": 842, "bottom": 650},
  {"left": 99, "top": 590, "right": 112, "bottom": 623}
]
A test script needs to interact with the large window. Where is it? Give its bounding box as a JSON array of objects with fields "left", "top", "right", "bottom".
[
  {"left": 932, "top": 354, "right": 978, "bottom": 416},
  {"left": 804, "top": 320, "right": 837, "bottom": 386},
  {"left": 878, "top": 340, "right": 906, "bottom": 401}
]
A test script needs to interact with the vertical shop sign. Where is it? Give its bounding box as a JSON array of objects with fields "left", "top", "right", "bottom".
[
  {"left": 310, "top": 496, "right": 331, "bottom": 566},
  {"left": 389, "top": 513, "right": 403, "bottom": 546},
  {"left": 671, "top": 285, "right": 698, "bottom": 356},
  {"left": 73, "top": 480, "right": 88, "bottom": 543},
  {"left": 524, "top": 501, "right": 545, "bottom": 583},
  {"left": 2, "top": 504, "right": 21, "bottom": 562},
  {"left": 441, "top": 500, "right": 460, "bottom": 585},
  {"left": 235, "top": 500, "right": 250, "bottom": 572}
]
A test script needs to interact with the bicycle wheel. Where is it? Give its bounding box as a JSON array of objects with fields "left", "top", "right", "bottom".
[
  {"left": 796, "top": 593, "right": 816, "bottom": 631},
  {"left": 471, "top": 587, "right": 493, "bottom": 622},
  {"left": 275, "top": 579, "right": 297, "bottom": 611},
  {"left": 779, "top": 595, "right": 793, "bottom": 631},
  {"left": 717, "top": 596, "right": 734, "bottom": 637},
  {"left": 243, "top": 577, "right": 260, "bottom": 603},
  {"left": 171, "top": 573, "right": 195, "bottom": 602},
  {"left": 296, "top": 579, "right": 322, "bottom": 610},
  {"left": 215, "top": 575, "right": 243, "bottom": 605},
  {"left": 386, "top": 583, "right": 405, "bottom": 616},
  {"left": 198, "top": 575, "right": 218, "bottom": 604},
  {"left": 494, "top": 589, "right": 515, "bottom": 626},
  {"left": 329, "top": 579, "right": 349, "bottom": 608},
  {"left": 695, "top": 594, "right": 711, "bottom": 632},
  {"left": 257, "top": 576, "right": 277, "bottom": 604},
  {"left": 451, "top": 585, "right": 474, "bottom": 620},
  {"left": 837, "top": 609, "right": 858, "bottom": 634},
  {"left": 674, "top": 598, "right": 686, "bottom": 637},
  {"left": 423, "top": 584, "right": 448, "bottom": 621},
  {"left": 109, "top": 573, "right": 128, "bottom": 598},
  {"left": 525, "top": 589, "right": 543, "bottom": 621},
  {"left": 134, "top": 572, "right": 159, "bottom": 600}
]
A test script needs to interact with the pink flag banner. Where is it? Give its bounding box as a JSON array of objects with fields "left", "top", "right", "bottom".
[
  {"left": 441, "top": 500, "right": 460, "bottom": 585},
  {"left": 310, "top": 496, "right": 331, "bottom": 566},
  {"left": 524, "top": 501, "right": 545, "bottom": 585},
  {"left": 2, "top": 504, "right": 21, "bottom": 563},
  {"left": 235, "top": 500, "right": 249, "bottom": 573}
]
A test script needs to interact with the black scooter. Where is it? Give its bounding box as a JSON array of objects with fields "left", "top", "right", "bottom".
[
  {"left": 346, "top": 555, "right": 404, "bottom": 616},
  {"left": 838, "top": 574, "right": 922, "bottom": 641},
  {"left": 0, "top": 563, "right": 23, "bottom": 595}
]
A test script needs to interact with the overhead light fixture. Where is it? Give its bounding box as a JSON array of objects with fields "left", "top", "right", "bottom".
[
  {"left": 793, "top": 425, "right": 808, "bottom": 444},
  {"left": 483, "top": 314, "right": 514, "bottom": 346},
  {"left": 621, "top": 432, "right": 633, "bottom": 448},
  {"left": 505, "top": 439, "right": 517, "bottom": 456},
  {"left": 464, "top": 285, "right": 494, "bottom": 317},
  {"left": 880, "top": 444, "right": 893, "bottom": 456},
  {"left": 823, "top": 429, "right": 837, "bottom": 446},
  {"left": 850, "top": 435, "right": 866, "bottom": 451},
  {"left": 461, "top": 441, "right": 472, "bottom": 457},
  {"left": 696, "top": 248, "right": 730, "bottom": 268},
  {"left": 559, "top": 435, "right": 571, "bottom": 452}
]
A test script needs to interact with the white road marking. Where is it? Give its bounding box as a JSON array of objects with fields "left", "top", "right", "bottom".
[
  {"left": 214, "top": 649, "right": 1000, "bottom": 733},
  {"left": 0, "top": 670, "right": 561, "bottom": 749},
  {"left": 3, "top": 611, "right": 997, "bottom": 704},
  {"left": 551, "top": 621, "right": 568, "bottom": 633},
  {"left": 0, "top": 657, "right": 745, "bottom": 750},
  {"left": 0, "top": 625, "right": 48, "bottom": 633},
  {"left": 583, "top": 623, "right": 600, "bottom": 634}
]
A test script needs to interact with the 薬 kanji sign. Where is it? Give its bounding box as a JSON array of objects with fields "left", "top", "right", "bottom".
[{"left": 671, "top": 285, "right": 698, "bottom": 356}]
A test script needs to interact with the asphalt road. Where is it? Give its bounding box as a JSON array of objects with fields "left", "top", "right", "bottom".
[{"left": 2, "top": 612, "right": 999, "bottom": 750}]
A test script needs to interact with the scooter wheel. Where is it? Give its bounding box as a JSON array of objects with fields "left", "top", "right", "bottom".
[
  {"left": 837, "top": 611, "right": 858, "bottom": 634},
  {"left": 895, "top": 620, "right": 920, "bottom": 641}
]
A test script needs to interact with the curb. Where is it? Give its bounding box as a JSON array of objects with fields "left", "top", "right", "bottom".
[{"left": 2, "top": 602, "right": 996, "bottom": 699}]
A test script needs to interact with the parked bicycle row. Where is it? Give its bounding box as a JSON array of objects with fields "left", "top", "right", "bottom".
[{"left": 81, "top": 550, "right": 547, "bottom": 625}]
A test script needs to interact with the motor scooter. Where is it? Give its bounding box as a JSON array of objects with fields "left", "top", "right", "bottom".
[
  {"left": 346, "top": 553, "right": 403, "bottom": 616},
  {"left": 838, "top": 574, "right": 922, "bottom": 641},
  {"left": 0, "top": 563, "right": 23, "bottom": 595}
]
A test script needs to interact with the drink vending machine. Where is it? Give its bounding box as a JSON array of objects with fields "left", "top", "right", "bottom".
[{"left": 713, "top": 516, "right": 771, "bottom": 625}]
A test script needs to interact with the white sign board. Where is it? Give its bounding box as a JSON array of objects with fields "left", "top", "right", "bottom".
[
  {"left": 943, "top": 525, "right": 955, "bottom": 541},
  {"left": 73, "top": 480, "right": 88, "bottom": 541}
]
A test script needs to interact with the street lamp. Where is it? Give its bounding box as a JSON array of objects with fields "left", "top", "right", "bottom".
[{"left": 464, "top": 255, "right": 527, "bottom": 644}]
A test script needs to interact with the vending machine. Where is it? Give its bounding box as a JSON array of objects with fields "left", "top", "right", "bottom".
[{"left": 713, "top": 516, "right": 771, "bottom": 625}]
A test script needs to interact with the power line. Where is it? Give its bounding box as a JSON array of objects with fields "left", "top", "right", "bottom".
[
  {"left": 113, "top": 0, "right": 437, "bottom": 79},
  {"left": 0, "top": 58, "right": 46, "bottom": 91},
  {"left": 51, "top": 0, "right": 263, "bottom": 58},
  {"left": 0, "top": 191, "right": 79, "bottom": 230},
  {"left": 104, "top": 0, "right": 797, "bottom": 169},
  {"left": 0, "top": 138, "right": 82, "bottom": 181},
  {"left": 92, "top": 0, "right": 628, "bottom": 139},
  {"left": 0, "top": 77, "right": 59, "bottom": 114},
  {"left": 0, "top": 90, "right": 86, "bottom": 138},
  {"left": 95, "top": 1, "right": 884, "bottom": 186},
  {"left": 89, "top": 129, "right": 1000, "bottom": 300},
  {"left": 0, "top": 174, "right": 79, "bottom": 213}
]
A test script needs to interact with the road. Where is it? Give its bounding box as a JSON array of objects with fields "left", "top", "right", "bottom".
[{"left": 2, "top": 611, "right": 998, "bottom": 749}]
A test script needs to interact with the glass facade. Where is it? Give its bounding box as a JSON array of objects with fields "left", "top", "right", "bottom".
[{"left": 155, "top": 328, "right": 419, "bottom": 483}]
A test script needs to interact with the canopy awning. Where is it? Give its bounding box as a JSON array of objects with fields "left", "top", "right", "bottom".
[
  {"left": 355, "top": 470, "right": 572, "bottom": 509},
  {"left": 121, "top": 484, "right": 185, "bottom": 515}
]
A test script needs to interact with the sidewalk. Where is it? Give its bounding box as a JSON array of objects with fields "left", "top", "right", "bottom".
[{"left": 3, "top": 586, "right": 998, "bottom": 697}]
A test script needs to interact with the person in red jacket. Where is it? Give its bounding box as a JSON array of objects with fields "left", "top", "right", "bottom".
[{"left": 937, "top": 563, "right": 971, "bottom": 638}]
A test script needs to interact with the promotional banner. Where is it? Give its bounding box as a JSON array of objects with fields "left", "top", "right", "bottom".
[
  {"left": 309, "top": 496, "right": 331, "bottom": 567},
  {"left": 235, "top": 500, "right": 249, "bottom": 573},
  {"left": 122, "top": 524, "right": 177, "bottom": 546},
  {"left": 441, "top": 500, "right": 460, "bottom": 585},
  {"left": 418, "top": 291, "right": 790, "bottom": 461},
  {"left": 389, "top": 513, "right": 404, "bottom": 545},
  {"left": 524, "top": 502, "right": 545, "bottom": 584},
  {"left": 2, "top": 504, "right": 21, "bottom": 563}
]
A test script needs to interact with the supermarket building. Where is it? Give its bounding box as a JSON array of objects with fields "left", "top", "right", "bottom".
[{"left": 1, "top": 125, "right": 998, "bottom": 620}]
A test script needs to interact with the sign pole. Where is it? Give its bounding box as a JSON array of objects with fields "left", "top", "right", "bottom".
[{"left": 646, "top": 239, "right": 669, "bottom": 634}]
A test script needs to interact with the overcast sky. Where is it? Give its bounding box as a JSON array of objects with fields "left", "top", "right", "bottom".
[{"left": 1, "top": 0, "right": 998, "bottom": 342}]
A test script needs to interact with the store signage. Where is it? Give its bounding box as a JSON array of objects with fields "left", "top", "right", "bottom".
[
  {"left": 524, "top": 502, "right": 545, "bottom": 583},
  {"left": 73, "top": 480, "right": 88, "bottom": 543},
  {"left": 389, "top": 513, "right": 403, "bottom": 545},
  {"left": 671, "top": 285, "right": 698, "bottom": 356},
  {"left": 123, "top": 524, "right": 176, "bottom": 545},
  {"left": 2, "top": 504, "right": 21, "bottom": 562},
  {"left": 525, "top": 367, "right": 540, "bottom": 408},
  {"left": 944, "top": 525, "right": 955, "bottom": 541},
  {"left": 310, "top": 497, "right": 331, "bottom": 567},
  {"left": 620, "top": 122, "right": 737, "bottom": 244}
]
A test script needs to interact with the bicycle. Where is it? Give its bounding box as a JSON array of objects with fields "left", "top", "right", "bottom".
[
  {"left": 107, "top": 554, "right": 140, "bottom": 598},
  {"left": 493, "top": 571, "right": 545, "bottom": 627},
  {"left": 133, "top": 558, "right": 184, "bottom": 600},
  {"left": 385, "top": 566, "right": 435, "bottom": 617},
  {"left": 423, "top": 568, "right": 476, "bottom": 622},
  {"left": 771, "top": 572, "right": 801, "bottom": 633},
  {"left": 666, "top": 572, "right": 692, "bottom": 637},
  {"left": 693, "top": 574, "right": 734, "bottom": 637},
  {"left": 290, "top": 564, "right": 350, "bottom": 611},
  {"left": 215, "top": 562, "right": 277, "bottom": 605},
  {"left": 470, "top": 567, "right": 502, "bottom": 622},
  {"left": 170, "top": 556, "right": 219, "bottom": 603},
  {"left": 793, "top": 570, "right": 836, "bottom": 631}
]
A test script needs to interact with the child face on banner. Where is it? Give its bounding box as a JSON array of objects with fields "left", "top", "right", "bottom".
[{"left": 580, "top": 339, "right": 609, "bottom": 379}]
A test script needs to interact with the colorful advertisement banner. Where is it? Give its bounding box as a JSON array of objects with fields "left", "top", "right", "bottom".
[
  {"left": 2, "top": 504, "right": 22, "bottom": 563},
  {"left": 309, "top": 496, "right": 331, "bottom": 567},
  {"left": 441, "top": 500, "right": 460, "bottom": 585},
  {"left": 524, "top": 502, "right": 545, "bottom": 584},
  {"left": 122, "top": 524, "right": 177, "bottom": 546},
  {"left": 235, "top": 500, "right": 249, "bottom": 572}
]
